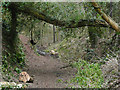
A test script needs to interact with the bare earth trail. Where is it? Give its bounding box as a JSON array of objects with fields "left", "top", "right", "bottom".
[{"left": 19, "top": 34, "right": 77, "bottom": 88}]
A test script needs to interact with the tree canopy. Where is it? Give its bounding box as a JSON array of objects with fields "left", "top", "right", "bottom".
[{"left": 4, "top": 2, "right": 120, "bottom": 32}]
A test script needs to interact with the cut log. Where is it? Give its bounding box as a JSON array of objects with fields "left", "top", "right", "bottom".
[{"left": 19, "top": 71, "right": 33, "bottom": 83}]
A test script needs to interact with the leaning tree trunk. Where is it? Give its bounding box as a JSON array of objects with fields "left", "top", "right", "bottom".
[{"left": 91, "top": 1, "right": 120, "bottom": 33}]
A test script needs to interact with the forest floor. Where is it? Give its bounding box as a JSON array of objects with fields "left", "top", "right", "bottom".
[{"left": 19, "top": 34, "right": 77, "bottom": 88}]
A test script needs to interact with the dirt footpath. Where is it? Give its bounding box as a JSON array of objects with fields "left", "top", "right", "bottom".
[{"left": 19, "top": 34, "right": 77, "bottom": 88}]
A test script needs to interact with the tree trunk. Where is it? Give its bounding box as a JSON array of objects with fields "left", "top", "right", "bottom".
[
  {"left": 109, "top": 1, "right": 113, "bottom": 33},
  {"left": 91, "top": 1, "right": 120, "bottom": 32},
  {"left": 4, "top": 3, "right": 19, "bottom": 64},
  {"left": 118, "top": 35, "right": 120, "bottom": 46},
  {"left": 118, "top": 52, "right": 120, "bottom": 73},
  {"left": 53, "top": 25, "right": 55, "bottom": 43},
  {"left": 9, "top": 3, "right": 18, "bottom": 53},
  {"left": 88, "top": 27, "right": 98, "bottom": 48},
  {"left": 41, "top": 28, "right": 43, "bottom": 46}
]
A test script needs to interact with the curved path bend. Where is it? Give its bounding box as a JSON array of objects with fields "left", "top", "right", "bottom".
[{"left": 19, "top": 34, "right": 76, "bottom": 88}]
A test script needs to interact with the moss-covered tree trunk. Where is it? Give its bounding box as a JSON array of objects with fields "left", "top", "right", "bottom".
[
  {"left": 88, "top": 27, "right": 98, "bottom": 48},
  {"left": 5, "top": 3, "right": 20, "bottom": 64},
  {"left": 9, "top": 3, "right": 18, "bottom": 54},
  {"left": 91, "top": 1, "right": 120, "bottom": 32},
  {"left": 87, "top": 10, "right": 98, "bottom": 48}
]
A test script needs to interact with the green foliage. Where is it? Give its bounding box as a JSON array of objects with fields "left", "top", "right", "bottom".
[
  {"left": 14, "top": 68, "right": 22, "bottom": 74},
  {"left": 2, "top": 39, "right": 25, "bottom": 81},
  {"left": 32, "top": 2, "right": 87, "bottom": 22},
  {"left": 56, "top": 30, "right": 88, "bottom": 62},
  {"left": 71, "top": 59, "right": 104, "bottom": 88},
  {"left": 2, "top": 2, "right": 119, "bottom": 88},
  {"left": 2, "top": 4, "right": 25, "bottom": 80},
  {"left": 2, "top": 2, "right": 10, "bottom": 12},
  {"left": 57, "top": 79, "right": 63, "bottom": 83},
  {"left": 59, "top": 27, "right": 77, "bottom": 39},
  {"left": 3, "top": 42, "right": 25, "bottom": 65}
]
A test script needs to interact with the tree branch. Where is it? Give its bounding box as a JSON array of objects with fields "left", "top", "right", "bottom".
[
  {"left": 91, "top": 0, "right": 120, "bottom": 32},
  {"left": 7, "top": 3, "right": 113, "bottom": 29}
]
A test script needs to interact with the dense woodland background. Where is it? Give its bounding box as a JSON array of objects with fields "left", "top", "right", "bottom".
[{"left": 1, "top": 1, "right": 120, "bottom": 88}]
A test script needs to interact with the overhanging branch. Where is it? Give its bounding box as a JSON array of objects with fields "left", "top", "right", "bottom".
[{"left": 7, "top": 3, "right": 113, "bottom": 29}]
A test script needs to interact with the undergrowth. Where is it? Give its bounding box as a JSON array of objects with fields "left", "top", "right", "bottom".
[
  {"left": 2, "top": 39, "right": 25, "bottom": 82},
  {"left": 70, "top": 59, "right": 104, "bottom": 88}
]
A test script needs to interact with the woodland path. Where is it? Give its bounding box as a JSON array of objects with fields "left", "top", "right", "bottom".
[{"left": 19, "top": 34, "right": 77, "bottom": 88}]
